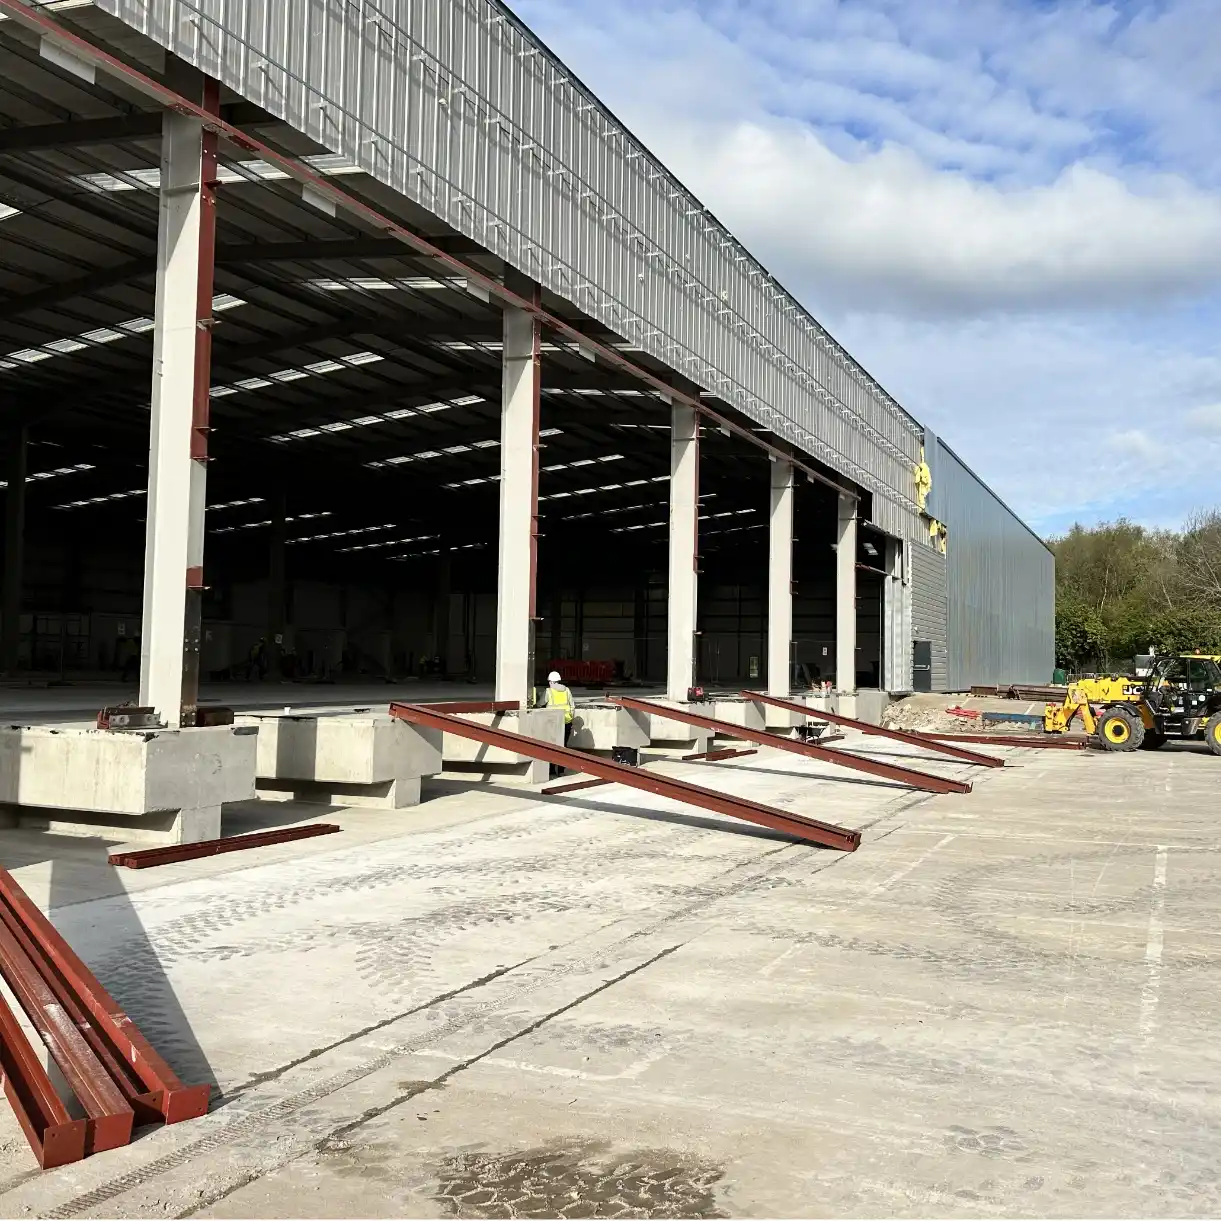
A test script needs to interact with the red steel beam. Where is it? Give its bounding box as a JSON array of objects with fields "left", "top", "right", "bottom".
[
  {"left": 0, "top": 899, "right": 164, "bottom": 1126},
  {"left": 416, "top": 700, "right": 519, "bottom": 715},
  {"left": 108, "top": 823, "right": 341, "bottom": 869},
  {"left": 0, "top": 872, "right": 211, "bottom": 1125},
  {"left": 0, "top": 992, "right": 86, "bottom": 1169},
  {"left": 743, "top": 691, "right": 1004, "bottom": 769},
  {"left": 917, "top": 732, "right": 1088, "bottom": 751},
  {"left": 542, "top": 777, "right": 611, "bottom": 796},
  {"left": 681, "top": 748, "right": 760, "bottom": 762},
  {"left": 613, "top": 697, "right": 972, "bottom": 795},
  {"left": 0, "top": 913, "right": 133, "bottom": 1155},
  {"left": 390, "top": 703, "right": 860, "bottom": 851}
]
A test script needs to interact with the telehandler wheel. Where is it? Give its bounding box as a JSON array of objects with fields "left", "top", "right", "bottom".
[
  {"left": 1205, "top": 713, "right": 1221, "bottom": 757},
  {"left": 1097, "top": 707, "right": 1144, "bottom": 752},
  {"left": 1139, "top": 730, "right": 1167, "bottom": 751}
]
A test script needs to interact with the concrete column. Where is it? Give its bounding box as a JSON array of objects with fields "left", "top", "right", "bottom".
[
  {"left": 666, "top": 402, "right": 699, "bottom": 701},
  {"left": 1, "top": 426, "right": 27, "bottom": 675},
  {"left": 494, "top": 287, "right": 541, "bottom": 705},
  {"left": 433, "top": 555, "right": 452, "bottom": 675},
  {"left": 767, "top": 459, "right": 795, "bottom": 697},
  {"left": 266, "top": 492, "right": 287, "bottom": 679},
  {"left": 139, "top": 77, "right": 219, "bottom": 727},
  {"left": 883, "top": 537, "right": 911, "bottom": 692},
  {"left": 835, "top": 493, "right": 858, "bottom": 693}
]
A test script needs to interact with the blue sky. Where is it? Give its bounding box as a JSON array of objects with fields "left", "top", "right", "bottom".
[{"left": 506, "top": 0, "right": 1221, "bottom": 537}]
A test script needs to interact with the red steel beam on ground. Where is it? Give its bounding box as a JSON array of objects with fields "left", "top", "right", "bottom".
[
  {"left": 0, "top": 913, "right": 133, "bottom": 1155},
  {"left": 108, "top": 823, "right": 341, "bottom": 869},
  {"left": 742, "top": 691, "right": 1004, "bottom": 769},
  {"left": 390, "top": 703, "right": 860, "bottom": 851},
  {"left": 613, "top": 697, "right": 972, "bottom": 795},
  {"left": 417, "top": 700, "right": 519, "bottom": 714},
  {"left": 917, "top": 732, "right": 1088, "bottom": 750},
  {"left": 0, "top": 871, "right": 212, "bottom": 1125},
  {"left": 0, "top": 991, "right": 86, "bottom": 1169},
  {"left": 682, "top": 748, "right": 760, "bottom": 762}
]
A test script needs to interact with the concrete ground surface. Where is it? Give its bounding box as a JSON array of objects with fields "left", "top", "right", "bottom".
[{"left": 0, "top": 729, "right": 1214, "bottom": 1218}]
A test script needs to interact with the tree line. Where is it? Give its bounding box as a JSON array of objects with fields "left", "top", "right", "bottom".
[{"left": 1051, "top": 511, "right": 1221, "bottom": 672}]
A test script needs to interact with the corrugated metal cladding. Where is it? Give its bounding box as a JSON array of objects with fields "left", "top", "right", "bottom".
[
  {"left": 933, "top": 441, "right": 1054, "bottom": 688},
  {"left": 909, "top": 543, "right": 949, "bottom": 692},
  {"left": 96, "top": 0, "right": 924, "bottom": 539}
]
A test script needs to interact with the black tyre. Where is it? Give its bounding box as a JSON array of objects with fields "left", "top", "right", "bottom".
[
  {"left": 1139, "top": 730, "right": 1168, "bottom": 751},
  {"left": 1205, "top": 713, "right": 1221, "bottom": 757},
  {"left": 1097, "top": 707, "right": 1144, "bottom": 752}
]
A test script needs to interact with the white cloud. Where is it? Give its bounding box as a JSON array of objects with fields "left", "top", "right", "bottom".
[{"left": 507, "top": 0, "right": 1221, "bottom": 528}]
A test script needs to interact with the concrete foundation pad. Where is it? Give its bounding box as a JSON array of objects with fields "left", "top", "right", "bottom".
[
  {"left": 440, "top": 708, "right": 565, "bottom": 786},
  {"left": 708, "top": 698, "right": 766, "bottom": 741},
  {"left": 0, "top": 723, "right": 256, "bottom": 844},
  {"left": 568, "top": 705, "right": 651, "bottom": 754},
  {"left": 623, "top": 702, "right": 712, "bottom": 756},
  {"left": 236, "top": 712, "right": 441, "bottom": 810}
]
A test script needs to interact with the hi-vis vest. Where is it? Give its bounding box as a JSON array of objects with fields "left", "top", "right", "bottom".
[{"left": 544, "top": 684, "right": 575, "bottom": 723}]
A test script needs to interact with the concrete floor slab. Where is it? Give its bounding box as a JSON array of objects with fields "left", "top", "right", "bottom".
[{"left": 0, "top": 735, "right": 1215, "bottom": 1216}]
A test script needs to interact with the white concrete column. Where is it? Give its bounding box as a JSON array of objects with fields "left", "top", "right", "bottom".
[
  {"left": 883, "top": 537, "right": 911, "bottom": 691},
  {"left": 494, "top": 296, "right": 541, "bottom": 705},
  {"left": 139, "top": 81, "right": 219, "bottom": 727},
  {"left": 835, "top": 492, "right": 858, "bottom": 693},
  {"left": 666, "top": 402, "right": 699, "bottom": 701},
  {"left": 767, "top": 459, "right": 795, "bottom": 697}
]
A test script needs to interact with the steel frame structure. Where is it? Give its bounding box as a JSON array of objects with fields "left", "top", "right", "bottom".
[
  {"left": 742, "top": 691, "right": 1004, "bottom": 769},
  {"left": 611, "top": 697, "right": 972, "bottom": 796},
  {"left": 0, "top": 0, "right": 860, "bottom": 507},
  {"left": 389, "top": 702, "right": 861, "bottom": 851}
]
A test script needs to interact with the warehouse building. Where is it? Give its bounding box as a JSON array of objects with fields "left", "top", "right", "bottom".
[{"left": 0, "top": 0, "right": 1054, "bottom": 723}]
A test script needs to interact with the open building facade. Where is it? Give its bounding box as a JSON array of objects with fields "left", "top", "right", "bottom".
[{"left": 0, "top": 0, "right": 1054, "bottom": 720}]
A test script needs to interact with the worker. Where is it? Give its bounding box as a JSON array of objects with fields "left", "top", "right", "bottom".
[{"left": 543, "top": 670, "right": 575, "bottom": 778}]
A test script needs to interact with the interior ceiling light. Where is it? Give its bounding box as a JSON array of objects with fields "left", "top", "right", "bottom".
[
  {"left": 285, "top": 522, "right": 395, "bottom": 545},
  {"left": 211, "top": 510, "right": 334, "bottom": 536},
  {"left": 212, "top": 350, "right": 382, "bottom": 401},
  {"left": 337, "top": 533, "right": 440, "bottom": 553},
  {"left": 208, "top": 497, "right": 265, "bottom": 511},
  {"left": 0, "top": 203, "right": 20, "bottom": 222},
  {"left": 305, "top": 276, "right": 465, "bottom": 293},
  {"left": 267, "top": 393, "right": 488, "bottom": 444},
  {"left": 0, "top": 463, "right": 94, "bottom": 490},
  {"left": 72, "top": 153, "right": 363, "bottom": 195},
  {"left": 367, "top": 438, "right": 497, "bottom": 469},
  {"left": 53, "top": 487, "right": 144, "bottom": 510},
  {"left": 0, "top": 297, "right": 243, "bottom": 372}
]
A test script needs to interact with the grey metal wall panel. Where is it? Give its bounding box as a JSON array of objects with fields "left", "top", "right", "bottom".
[
  {"left": 910, "top": 543, "right": 949, "bottom": 692},
  {"left": 934, "top": 442, "right": 1054, "bottom": 688},
  {"left": 96, "top": 0, "right": 923, "bottom": 538}
]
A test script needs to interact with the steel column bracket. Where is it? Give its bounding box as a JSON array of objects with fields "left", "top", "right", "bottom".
[
  {"left": 612, "top": 697, "right": 971, "bottom": 796},
  {"left": 742, "top": 691, "right": 1004, "bottom": 769},
  {"left": 389, "top": 702, "right": 860, "bottom": 851}
]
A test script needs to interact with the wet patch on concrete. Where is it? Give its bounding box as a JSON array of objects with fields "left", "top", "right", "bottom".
[{"left": 433, "top": 1139, "right": 727, "bottom": 1218}]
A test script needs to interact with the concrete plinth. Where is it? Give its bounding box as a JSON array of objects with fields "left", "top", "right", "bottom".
[
  {"left": 624, "top": 703, "right": 712, "bottom": 756},
  {"left": 236, "top": 713, "right": 442, "bottom": 809},
  {"left": 708, "top": 699, "right": 766, "bottom": 742},
  {"left": 441, "top": 708, "right": 565, "bottom": 785},
  {"left": 0, "top": 724, "right": 256, "bottom": 844},
  {"left": 805, "top": 690, "right": 890, "bottom": 726},
  {"left": 567, "top": 706, "right": 651, "bottom": 756},
  {"left": 757, "top": 695, "right": 823, "bottom": 736}
]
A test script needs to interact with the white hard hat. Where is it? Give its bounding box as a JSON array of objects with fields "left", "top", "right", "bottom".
[{"left": 547, "top": 671, "right": 562, "bottom": 683}]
